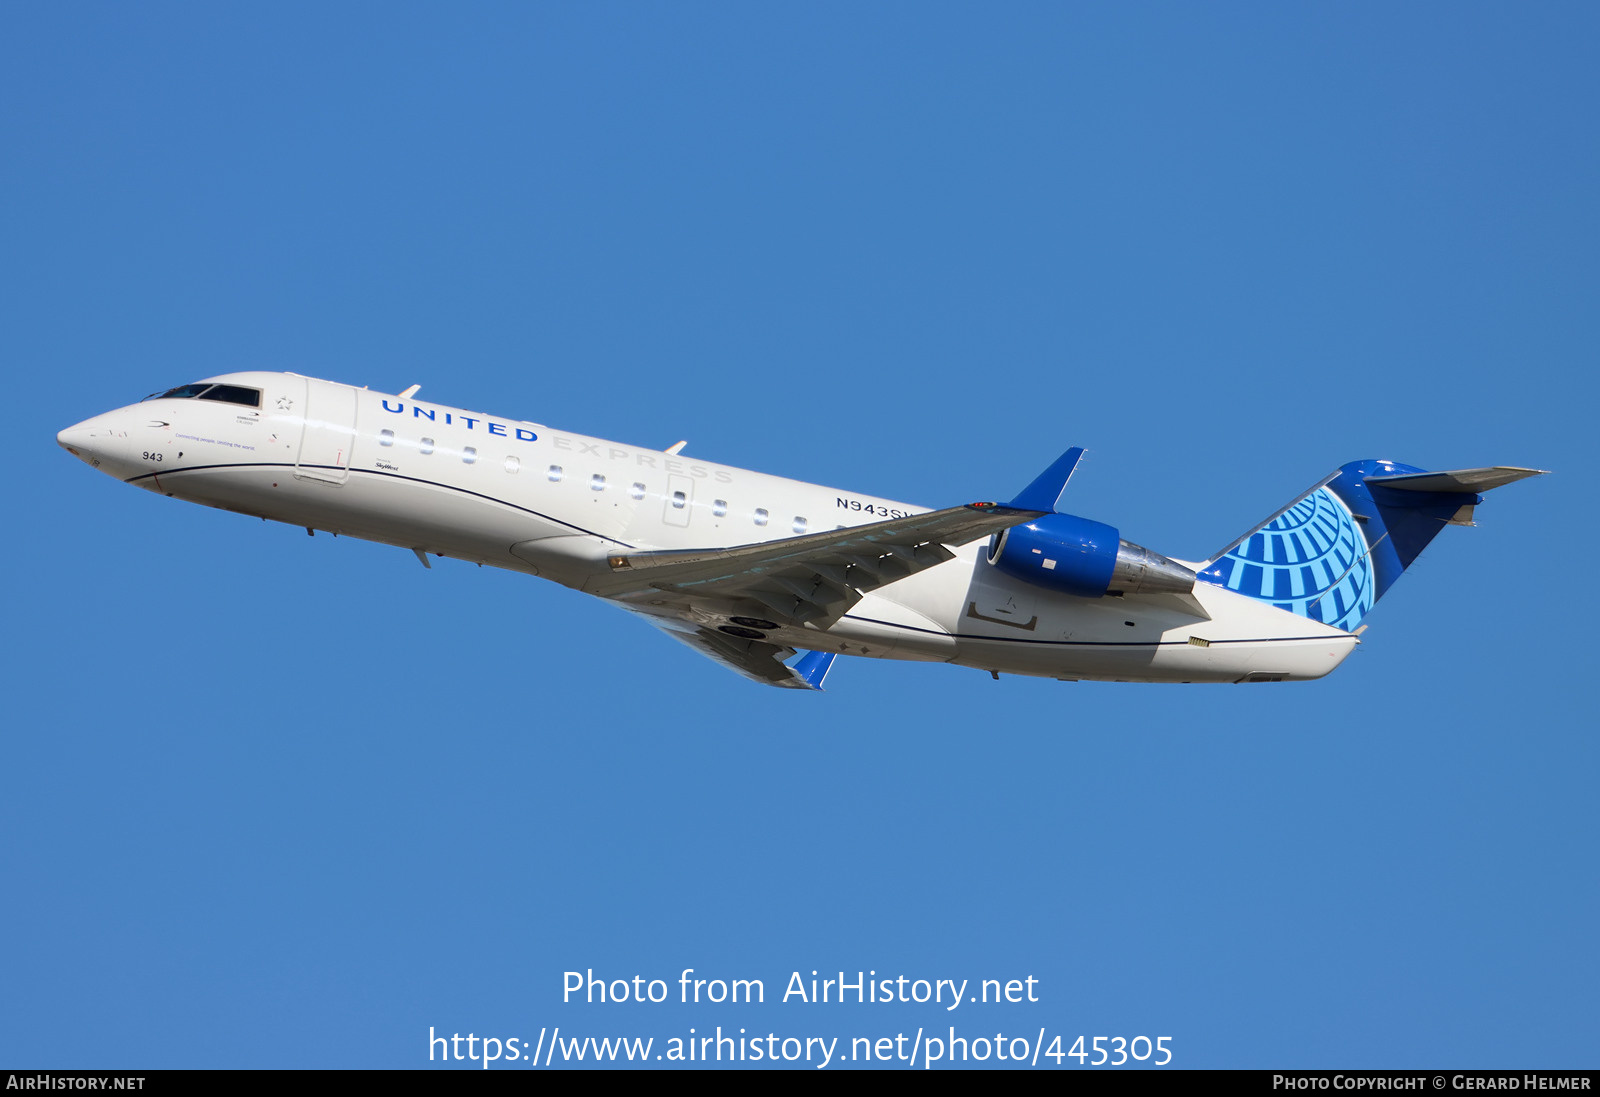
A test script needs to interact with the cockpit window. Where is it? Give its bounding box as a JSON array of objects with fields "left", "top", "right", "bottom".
[
  {"left": 144, "top": 383, "right": 213, "bottom": 401},
  {"left": 197, "top": 384, "right": 261, "bottom": 408},
  {"left": 142, "top": 383, "right": 262, "bottom": 408}
]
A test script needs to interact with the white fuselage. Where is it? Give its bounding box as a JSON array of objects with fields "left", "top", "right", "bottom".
[{"left": 58, "top": 372, "right": 1358, "bottom": 684}]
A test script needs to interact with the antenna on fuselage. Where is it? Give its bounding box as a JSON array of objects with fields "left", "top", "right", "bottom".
[
  {"left": 399, "top": 384, "right": 421, "bottom": 399},
  {"left": 665, "top": 440, "right": 687, "bottom": 456}
]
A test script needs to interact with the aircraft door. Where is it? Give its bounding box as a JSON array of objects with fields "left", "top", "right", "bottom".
[
  {"left": 295, "top": 378, "right": 358, "bottom": 484},
  {"left": 662, "top": 474, "right": 693, "bottom": 527}
]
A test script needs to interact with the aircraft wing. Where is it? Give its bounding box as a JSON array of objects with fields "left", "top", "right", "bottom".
[
  {"left": 629, "top": 612, "right": 837, "bottom": 690},
  {"left": 586, "top": 501, "right": 1041, "bottom": 627}
]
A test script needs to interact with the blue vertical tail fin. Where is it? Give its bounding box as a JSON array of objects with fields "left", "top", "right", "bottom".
[{"left": 1196, "top": 461, "right": 1545, "bottom": 633}]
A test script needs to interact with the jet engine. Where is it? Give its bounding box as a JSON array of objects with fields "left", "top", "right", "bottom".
[{"left": 988, "top": 514, "right": 1198, "bottom": 598}]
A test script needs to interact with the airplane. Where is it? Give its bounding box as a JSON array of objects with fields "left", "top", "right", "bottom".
[{"left": 57, "top": 371, "right": 1545, "bottom": 690}]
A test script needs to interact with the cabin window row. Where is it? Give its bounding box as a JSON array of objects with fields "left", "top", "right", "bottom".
[
  {"left": 382, "top": 429, "right": 485, "bottom": 466},
  {"left": 542, "top": 465, "right": 805, "bottom": 528},
  {"left": 378, "top": 432, "right": 807, "bottom": 531}
]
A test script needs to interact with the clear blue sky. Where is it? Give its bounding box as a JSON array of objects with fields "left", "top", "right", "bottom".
[{"left": 4, "top": 2, "right": 1595, "bottom": 1069}]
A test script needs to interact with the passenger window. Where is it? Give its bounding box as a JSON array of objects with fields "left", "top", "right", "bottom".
[
  {"left": 463, "top": 447, "right": 477, "bottom": 464},
  {"left": 591, "top": 474, "right": 606, "bottom": 491},
  {"left": 505, "top": 456, "right": 520, "bottom": 473},
  {"left": 629, "top": 482, "right": 646, "bottom": 500},
  {"left": 792, "top": 517, "right": 808, "bottom": 534},
  {"left": 548, "top": 465, "right": 564, "bottom": 482},
  {"left": 671, "top": 491, "right": 687, "bottom": 510},
  {"left": 378, "top": 429, "right": 394, "bottom": 447},
  {"left": 420, "top": 437, "right": 434, "bottom": 454},
  {"left": 754, "top": 508, "right": 769, "bottom": 526},
  {"left": 712, "top": 500, "right": 728, "bottom": 517}
]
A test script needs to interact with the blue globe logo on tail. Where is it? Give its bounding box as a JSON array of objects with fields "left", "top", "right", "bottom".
[{"left": 1203, "top": 487, "right": 1375, "bottom": 633}]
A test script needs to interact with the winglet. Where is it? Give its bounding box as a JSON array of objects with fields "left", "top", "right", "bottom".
[
  {"left": 791, "top": 650, "right": 838, "bottom": 691},
  {"left": 1007, "top": 447, "right": 1085, "bottom": 513}
]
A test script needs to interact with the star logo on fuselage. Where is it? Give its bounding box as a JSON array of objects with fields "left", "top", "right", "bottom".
[{"left": 276, "top": 397, "right": 294, "bottom": 410}]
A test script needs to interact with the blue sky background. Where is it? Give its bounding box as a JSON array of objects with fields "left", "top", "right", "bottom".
[{"left": 4, "top": 2, "right": 1595, "bottom": 1070}]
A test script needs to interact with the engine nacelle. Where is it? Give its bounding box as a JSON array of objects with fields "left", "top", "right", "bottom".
[
  {"left": 988, "top": 513, "right": 1197, "bottom": 598},
  {"left": 989, "top": 514, "right": 1119, "bottom": 597}
]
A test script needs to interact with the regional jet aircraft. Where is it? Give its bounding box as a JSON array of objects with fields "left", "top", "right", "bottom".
[{"left": 57, "top": 373, "right": 1544, "bottom": 689}]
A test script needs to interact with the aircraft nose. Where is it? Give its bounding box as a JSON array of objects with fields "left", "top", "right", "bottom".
[
  {"left": 57, "top": 410, "right": 137, "bottom": 474},
  {"left": 57, "top": 422, "right": 96, "bottom": 455}
]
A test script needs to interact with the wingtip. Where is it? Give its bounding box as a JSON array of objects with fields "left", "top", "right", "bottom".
[
  {"left": 791, "top": 650, "right": 838, "bottom": 690},
  {"left": 1005, "top": 446, "right": 1086, "bottom": 513}
]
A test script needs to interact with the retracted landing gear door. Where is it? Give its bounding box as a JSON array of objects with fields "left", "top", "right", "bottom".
[{"left": 295, "top": 378, "right": 357, "bottom": 484}]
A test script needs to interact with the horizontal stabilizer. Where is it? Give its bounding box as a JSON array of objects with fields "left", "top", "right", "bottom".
[{"left": 1364, "top": 466, "right": 1547, "bottom": 494}]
